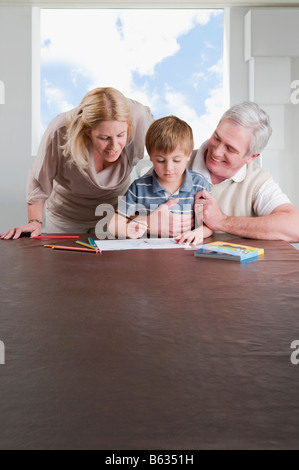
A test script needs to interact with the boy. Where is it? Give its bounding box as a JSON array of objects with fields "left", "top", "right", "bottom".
[{"left": 109, "top": 116, "right": 213, "bottom": 244}]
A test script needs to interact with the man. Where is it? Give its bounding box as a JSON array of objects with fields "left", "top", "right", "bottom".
[{"left": 190, "top": 102, "right": 299, "bottom": 242}]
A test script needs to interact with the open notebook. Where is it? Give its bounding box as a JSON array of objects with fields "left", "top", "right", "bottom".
[{"left": 95, "top": 238, "right": 202, "bottom": 252}]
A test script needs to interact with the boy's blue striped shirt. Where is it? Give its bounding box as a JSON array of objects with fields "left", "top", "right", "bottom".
[{"left": 119, "top": 169, "right": 211, "bottom": 216}]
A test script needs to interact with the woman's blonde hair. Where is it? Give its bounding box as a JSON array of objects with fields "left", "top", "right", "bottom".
[{"left": 63, "top": 87, "right": 134, "bottom": 168}]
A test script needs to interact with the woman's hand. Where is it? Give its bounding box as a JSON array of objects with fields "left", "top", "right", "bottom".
[{"left": 1, "top": 221, "right": 42, "bottom": 240}]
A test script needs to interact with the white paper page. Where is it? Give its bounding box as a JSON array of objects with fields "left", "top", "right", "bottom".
[{"left": 95, "top": 238, "right": 201, "bottom": 252}]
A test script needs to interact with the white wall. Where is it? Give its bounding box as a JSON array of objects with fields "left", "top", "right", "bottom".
[
  {"left": 244, "top": 8, "right": 299, "bottom": 209},
  {"left": 0, "top": 6, "right": 34, "bottom": 233},
  {"left": 226, "top": 6, "right": 250, "bottom": 105},
  {"left": 283, "top": 61, "right": 299, "bottom": 210},
  {"left": 227, "top": 6, "right": 299, "bottom": 210}
]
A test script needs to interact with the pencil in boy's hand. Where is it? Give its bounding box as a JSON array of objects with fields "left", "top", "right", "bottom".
[{"left": 115, "top": 210, "right": 148, "bottom": 228}]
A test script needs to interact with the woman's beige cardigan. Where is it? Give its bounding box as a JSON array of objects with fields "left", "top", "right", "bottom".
[{"left": 26, "top": 99, "right": 153, "bottom": 228}]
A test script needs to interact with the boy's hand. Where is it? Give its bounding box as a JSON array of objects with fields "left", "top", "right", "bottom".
[
  {"left": 127, "top": 219, "right": 148, "bottom": 239},
  {"left": 149, "top": 199, "right": 194, "bottom": 238},
  {"left": 175, "top": 227, "right": 203, "bottom": 246}
]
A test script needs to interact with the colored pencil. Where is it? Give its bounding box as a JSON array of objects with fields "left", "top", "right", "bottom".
[
  {"left": 88, "top": 237, "right": 98, "bottom": 248},
  {"left": 32, "top": 236, "right": 79, "bottom": 239},
  {"left": 76, "top": 240, "right": 98, "bottom": 250},
  {"left": 44, "top": 245, "right": 101, "bottom": 253}
]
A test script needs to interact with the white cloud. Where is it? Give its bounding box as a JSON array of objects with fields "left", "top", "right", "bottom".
[
  {"left": 41, "top": 78, "right": 74, "bottom": 132},
  {"left": 116, "top": 9, "right": 218, "bottom": 77},
  {"left": 192, "top": 58, "right": 223, "bottom": 93},
  {"left": 163, "top": 85, "right": 225, "bottom": 148},
  {"left": 192, "top": 72, "right": 208, "bottom": 92},
  {"left": 199, "top": 87, "right": 226, "bottom": 140},
  {"left": 204, "top": 40, "right": 215, "bottom": 49},
  {"left": 41, "top": 9, "right": 221, "bottom": 102},
  {"left": 208, "top": 58, "right": 223, "bottom": 77},
  {"left": 43, "top": 80, "right": 74, "bottom": 112}
]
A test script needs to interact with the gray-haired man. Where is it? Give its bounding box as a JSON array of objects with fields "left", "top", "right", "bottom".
[{"left": 190, "top": 102, "right": 299, "bottom": 242}]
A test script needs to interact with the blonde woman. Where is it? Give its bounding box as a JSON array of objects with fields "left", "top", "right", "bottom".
[{"left": 1, "top": 88, "right": 154, "bottom": 238}]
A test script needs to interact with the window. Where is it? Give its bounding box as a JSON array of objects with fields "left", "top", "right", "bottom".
[{"left": 41, "top": 8, "right": 225, "bottom": 148}]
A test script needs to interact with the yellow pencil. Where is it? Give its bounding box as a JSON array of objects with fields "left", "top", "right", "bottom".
[{"left": 76, "top": 241, "right": 98, "bottom": 250}]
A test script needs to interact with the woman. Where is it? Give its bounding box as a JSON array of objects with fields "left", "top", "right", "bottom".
[{"left": 1, "top": 87, "right": 153, "bottom": 239}]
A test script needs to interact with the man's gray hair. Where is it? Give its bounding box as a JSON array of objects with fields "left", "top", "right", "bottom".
[{"left": 219, "top": 102, "right": 272, "bottom": 156}]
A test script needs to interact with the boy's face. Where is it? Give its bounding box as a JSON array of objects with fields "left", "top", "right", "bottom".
[{"left": 150, "top": 147, "right": 191, "bottom": 189}]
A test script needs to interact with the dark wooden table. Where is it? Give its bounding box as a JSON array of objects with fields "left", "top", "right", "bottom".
[{"left": 1, "top": 234, "right": 299, "bottom": 450}]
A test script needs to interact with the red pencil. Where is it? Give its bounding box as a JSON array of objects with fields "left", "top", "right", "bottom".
[
  {"left": 32, "top": 236, "right": 79, "bottom": 239},
  {"left": 44, "top": 245, "right": 101, "bottom": 253}
]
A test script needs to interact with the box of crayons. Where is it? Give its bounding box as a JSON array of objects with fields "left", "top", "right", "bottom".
[{"left": 195, "top": 241, "right": 264, "bottom": 263}]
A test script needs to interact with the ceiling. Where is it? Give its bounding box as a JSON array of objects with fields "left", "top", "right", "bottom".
[{"left": 0, "top": 0, "right": 299, "bottom": 8}]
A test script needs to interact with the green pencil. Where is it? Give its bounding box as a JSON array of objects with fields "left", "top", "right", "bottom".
[{"left": 88, "top": 237, "right": 97, "bottom": 248}]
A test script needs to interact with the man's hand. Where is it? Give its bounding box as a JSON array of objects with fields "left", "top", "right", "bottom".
[{"left": 195, "top": 190, "right": 227, "bottom": 231}]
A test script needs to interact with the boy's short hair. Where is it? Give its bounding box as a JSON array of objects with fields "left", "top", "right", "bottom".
[{"left": 145, "top": 116, "right": 194, "bottom": 156}]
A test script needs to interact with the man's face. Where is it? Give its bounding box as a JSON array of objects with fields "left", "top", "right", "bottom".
[{"left": 205, "top": 118, "right": 259, "bottom": 184}]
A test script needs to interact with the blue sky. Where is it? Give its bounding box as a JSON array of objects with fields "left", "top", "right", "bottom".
[{"left": 41, "top": 9, "right": 225, "bottom": 147}]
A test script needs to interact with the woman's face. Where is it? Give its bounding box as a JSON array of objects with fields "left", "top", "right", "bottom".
[{"left": 89, "top": 120, "right": 128, "bottom": 165}]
